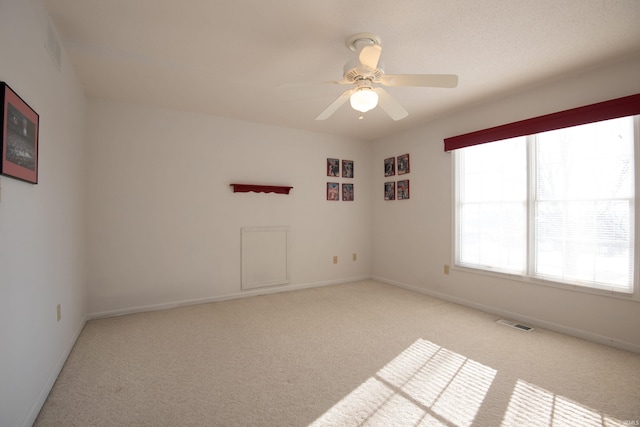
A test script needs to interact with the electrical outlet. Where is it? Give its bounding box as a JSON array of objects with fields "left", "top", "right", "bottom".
[
  {"left": 444, "top": 265, "right": 450, "bottom": 275},
  {"left": 56, "top": 304, "right": 61, "bottom": 322},
  {"left": 333, "top": 256, "right": 338, "bottom": 264}
]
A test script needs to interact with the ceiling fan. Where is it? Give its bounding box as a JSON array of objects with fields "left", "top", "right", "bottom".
[{"left": 307, "top": 33, "right": 458, "bottom": 121}]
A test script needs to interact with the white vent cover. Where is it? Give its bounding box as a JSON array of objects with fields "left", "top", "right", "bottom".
[
  {"left": 241, "top": 226, "right": 290, "bottom": 290},
  {"left": 497, "top": 319, "right": 534, "bottom": 332}
]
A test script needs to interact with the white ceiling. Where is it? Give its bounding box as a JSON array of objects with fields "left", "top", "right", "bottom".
[{"left": 44, "top": 0, "right": 640, "bottom": 141}]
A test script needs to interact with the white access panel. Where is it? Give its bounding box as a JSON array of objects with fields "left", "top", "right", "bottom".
[{"left": 241, "top": 226, "right": 290, "bottom": 290}]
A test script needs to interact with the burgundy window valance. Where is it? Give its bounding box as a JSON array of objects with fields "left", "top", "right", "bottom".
[{"left": 444, "top": 93, "right": 640, "bottom": 152}]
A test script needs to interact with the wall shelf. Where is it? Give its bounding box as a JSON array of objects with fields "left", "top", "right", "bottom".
[{"left": 230, "top": 184, "right": 293, "bottom": 195}]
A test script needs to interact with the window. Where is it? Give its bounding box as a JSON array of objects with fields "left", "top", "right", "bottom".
[{"left": 455, "top": 116, "right": 637, "bottom": 294}]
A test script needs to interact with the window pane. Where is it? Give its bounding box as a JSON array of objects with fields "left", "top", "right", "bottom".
[
  {"left": 536, "top": 118, "right": 634, "bottom": 201},
  {"left": 534, "top": 117, "right": 635, "bottom": 291},
  {"left": 534, "top": 200, "right": 633, "bottom": 288},
  {"left": 457, "top": 137, "right": 527, "bottom": 273},
  {"left": 459, "top": 202, "right": 526, "bottom": 272},
  {"left": 460, "top": 138, "right": 527, "bottom": 203}
]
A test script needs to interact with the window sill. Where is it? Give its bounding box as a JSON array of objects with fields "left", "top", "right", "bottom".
[{"left": 451, "top": 264, "right": 639, "bottom": 303}]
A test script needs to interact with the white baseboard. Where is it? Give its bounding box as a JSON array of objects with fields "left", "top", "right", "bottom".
[
  {"left": 88, "top": 275, "right": 373, "bottom": 320},
  {"left": 23, "top": 314, "right": 88, "bottom": 427},
  {"left": 373, "top": 275, "right": 640, "bottom": 355}
]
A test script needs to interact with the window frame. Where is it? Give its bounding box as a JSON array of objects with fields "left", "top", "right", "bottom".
[{"left": 451, "top": 116, "right": 640, "bottom": 302}]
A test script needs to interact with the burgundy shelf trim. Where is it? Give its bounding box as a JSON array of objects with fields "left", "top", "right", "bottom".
[{"left": 230, "top": 184, "right": 293, "bottom": 194}]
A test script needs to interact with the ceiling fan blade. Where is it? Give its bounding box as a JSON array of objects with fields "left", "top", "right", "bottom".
[
  {"left": 358, "top": 44, "right": 382, "bottom": 71},
  {"left": 379, "top": 74, "right": 458, "bottom": 88},
  {"left": 316, "top": 89, "right": 353, "bottom": 120},
  {"left": 373, "top": 87, "right": 408, "bottom": 121}
]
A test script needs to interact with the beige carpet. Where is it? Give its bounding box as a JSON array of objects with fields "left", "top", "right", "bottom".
[{"left": 35, "top": 280, "right": 640, "bottom": 426}]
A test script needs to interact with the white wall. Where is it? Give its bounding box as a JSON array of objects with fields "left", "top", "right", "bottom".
[
  {"left": 372, "top": 53, "right": 640, "bottom": 352},
  {"left": 0, "top": 1, "right": 87, "bottom": 426},
  {"left": 86, "top": 100, "right": 372, "bottom": 315}
]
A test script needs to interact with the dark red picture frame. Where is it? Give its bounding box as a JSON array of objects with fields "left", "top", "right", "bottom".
[
  {"left": 1, "top": 82, "right": 39, "bottom": 184},
  {"left": 398, "top": 180, "right": 410, "bottom": 200},
  {"left": 342, "top": 183, "right": 354, "bottom": 201},
  {"left": 384, "top": 182, "right": 395, "bottom": 200},
  {"left": 397, "top": 153, "right": 410, "bottom": 175},
  {"left": 327, "top": 182, "right": 339, "bottom": 200},
  {"left": 342, "top": 160, "right": 354, "bottom": 178},
  {"left": 327, "top": 158, "right": 340, "bottom": 177},
  {"left": 384, "top": 157, "right": 395, "bottom": 177}
]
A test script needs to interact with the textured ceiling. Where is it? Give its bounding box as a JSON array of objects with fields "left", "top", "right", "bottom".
[{"left": 45, "top": 0, "right": 640, "bottom": 141}]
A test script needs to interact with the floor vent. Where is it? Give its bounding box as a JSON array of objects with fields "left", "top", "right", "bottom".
[{"left": 496, "top": 319, "right": 534, "bottom": 332}]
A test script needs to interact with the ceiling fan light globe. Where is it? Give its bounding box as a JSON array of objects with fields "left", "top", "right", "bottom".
[{"left": 350, "top": 88, "right": 378, "bottom": 113}]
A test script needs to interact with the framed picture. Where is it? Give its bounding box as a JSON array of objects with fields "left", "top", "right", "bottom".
[
  {"left": 384, "top": 157, "right": 395, "bottom": 177},
  {"left": 342, "top": 183, "right": 354, "bottom": 201},
  {"left": 1, "top": 82, "right": 39, "bottom": 184},
  {"left": 384, "top": 182, "right": 395, "bottom": 200},
  {"left": 342, "top": 160, "right": 354, "bottom": 178},
  {"left": 398, "top": 180, "right": 410, "bottom": 200},
  {"left": 397, "top": 154, "right": 410, "bottom": 175},
  {"left": 327, "top": 158, "right": 340, "bottom": 177},
  {"left": 327, "top": 182, "right": 339, "bottom": 200}
]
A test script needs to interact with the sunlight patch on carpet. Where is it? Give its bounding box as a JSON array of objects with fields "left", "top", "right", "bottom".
[
  {"left": 501, "top": 380, "right": 629, "bottom": 427},
  {"left": 310, "top": 339, "right": 634, "bottom": 426},
  {"left": 310, "top": 339, "right": 496, "bottom": 426}
]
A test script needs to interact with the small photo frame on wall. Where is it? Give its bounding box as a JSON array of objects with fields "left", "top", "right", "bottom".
[
  {"left": 327, "top": 182, "right": 339, "bottom": 200},
  {"left": 384, "top": 157, "right": 395, "bottom": 177},
  {"left": 1, "top": 82, "right": 39, "bottom": 184},
  {"left": 384, "top": 182, "right": 395, "bottom": 200},
  {"left": 397, "top": 180, "right": 410, "bottom": 200},
  {"left": 342, "top": 160, "right": 354, "bottom": 178},
  {"left": 327, "top": 158, "right": 340, "bottom": 177},
  {"left": 397, "top": 154, "right": 410, "bottom": 175},
  {"left": 342, "top": 183, "right": 354, "bottom": 201}
]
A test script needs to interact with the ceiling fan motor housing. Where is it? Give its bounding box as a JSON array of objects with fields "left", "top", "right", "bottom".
[
  {"left": 343, "top": 58, "right": 384, "bottom": 82},
  {"left": 343, "top": 33, "right": 384, "bottom": 82}
]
